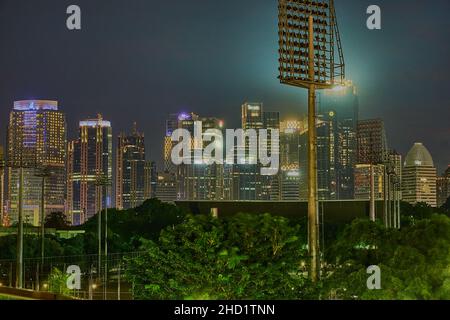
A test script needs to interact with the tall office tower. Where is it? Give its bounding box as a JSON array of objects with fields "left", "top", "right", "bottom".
[
  {"left": 437, "top": 166, "right": 450, "bottom": 207},
  {"left": 144, "top": 161, "right": 157, "bottom": 200},
  {"left": 7, "top": 100, "right": 66, "bottom": 226},
  {"left": 177, "top": 116, "right": 225, "bottom": 200},
  {"left": 279, "top": 120, "right": 302, "bottom": 200},
  {"left": 232, "top": 103, "right": 264, "bottom": 200},
  {"left": 164, "top": 113, "right": 184, "bottom": 173},
  {"left": 155, "top": 171, "right": 177, "bottom": 202},
  {"left": 67, "top": 115, "right": 112, "bottom": 225},
  {"left": 299, "top": 114, "right": 337, "bottom": 200},
  {"left": 116, "top": 124, "right": 146, "bottom": 210},
  {"left": 402, "top": 143, "right": 437, "bottom": 207},
  {"left": 357, "top": 119, "right": 387, "bottom": 165},
  {"left": 0, "top": 146, "right": 4, "bottom": 224},
  {"left": 354, "top": 164, "right": 385, "bottom": 200},
  {"left": 319, "top": 80, "right": 359, "bottom": 199},
  {"left": 242, "top": 102, "right": 264, "bottom": 130},
  {"left": 262, "top": 111, "right": 280, "bottom": 200}
]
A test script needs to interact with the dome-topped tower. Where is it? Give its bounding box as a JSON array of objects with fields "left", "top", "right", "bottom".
[
  {"left": 404, "top": 143, "right": 434, "bottom": 167},
  {"left": 402, "top": 142, "right": 437, "bottom": 207}
]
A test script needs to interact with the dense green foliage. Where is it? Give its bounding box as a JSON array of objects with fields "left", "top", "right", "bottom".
[
  {"left": 0, "top": 199, "right": 187, "bottom": 260},
  {"left": 1, "top": 199, "right": 450, "bottom": 300},
  {"left": 124, "top": 202, "right": 450, "bottom": 300},
  {"left": 125, "top": 213, "right": 315, "bottom": 300},
  {"left": 323, "top": 214, "right": 450, "bottom": 299}
]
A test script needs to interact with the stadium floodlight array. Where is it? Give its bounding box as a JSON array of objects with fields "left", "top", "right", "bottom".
[{"left": 278, "top": 0, "right": 345, "bottom": 89}]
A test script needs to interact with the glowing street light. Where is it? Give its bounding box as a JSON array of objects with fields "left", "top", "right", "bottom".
[{"left": 278, "top": 0, "right": 345, "bottom": 282}]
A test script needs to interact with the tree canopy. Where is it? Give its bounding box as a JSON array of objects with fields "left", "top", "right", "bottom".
[{"left": 125, "top": 213, "right": 315, "bottom": 300}]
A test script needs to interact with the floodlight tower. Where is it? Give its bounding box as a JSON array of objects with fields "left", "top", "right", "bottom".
[{"left": 278, "top": 0, "right": 345, "bottom": 282}]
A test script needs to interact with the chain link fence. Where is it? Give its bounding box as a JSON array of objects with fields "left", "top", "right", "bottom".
[{"left": 0, "top": 252, "right": 144, "bottom": 300}]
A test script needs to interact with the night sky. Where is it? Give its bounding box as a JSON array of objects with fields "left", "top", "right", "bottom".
[{"left": 0, "top": 0, "right": 449, "bottom": 172}]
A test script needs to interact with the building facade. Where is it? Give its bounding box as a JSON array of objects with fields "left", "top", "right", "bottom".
[
  {"left": 357, "top": 119, "right": 387, "bottom": 165},
  {"left": 116, "top": 124, "right": 146, "bottom": 209},
  {"left": 319, "top": 81, "right": 359, "bottom": 199},
  {"left": 144, "top": 161, "right": 157, "bottom": 200},
  {"left": 7, "top": 100, "right": 66, "bottom": 226},
  {"left": 279, "top": 120, "right": 303, "bottom": 200},
  {"left": 402, "top": 143, "right": 437, "bottom": 207},
  {"left": 155, "top": 171, "right": 177, "bottom": 202},
  {"left": 354, "top": 164, "right": 385, "bottom": 200},
  {"left": 67, "top": 115, "right": 112, "bottom": 225},
  {"left": 437, "top": 166, "right": 450, "bottom": 207}
]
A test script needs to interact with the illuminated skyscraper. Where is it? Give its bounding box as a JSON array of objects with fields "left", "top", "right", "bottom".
[
  {"left": 164, "top": 113, "right": 185, "bottom": 173},
  {"left": 7, "top": 100, "right": 66, "bottom": 225},
  {"left": 437, "top": 166, "right": 450, "bottom": 207},
  {"left": 242, "top": 103, "right": 264, "bottom": 130},
  {"left": 67, "top": 115, "right": 112, "bottom": 225},
  {"left": 233, "top": 103, "right": 264, "bottom": 200},
  {"left": 299, "top": 115, "right": 337, "bottom": 200},
  {"left": 262, "top": 111, "right": 280, "bottom": 200},
  {"left": 116, "top": 124, "right": 146, "bottom": 210},
  {"left": 177, "top": 116, "right": 225, "bottom": 200},
  {"left": 279, "top": 120, "right": 303, "bottom": 200},
  {"left": 402, "top": 143, "right": 437, "bottom": 207},
  {"left": 319, "top": 81, "right": 359, "bottom": 199},
  {"left": 232, "top": 103, "right": 280, "bottom": 200}
]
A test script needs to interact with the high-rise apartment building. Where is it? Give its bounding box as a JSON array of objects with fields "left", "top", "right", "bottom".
[
  {"left": 319, "top": 81, "right": 359, "bottom": 199},
  {"left": 7, "top": 100, "right": 66, "bottom": 226},
  {"left": 67, "top": 115, "right": 112, "bottom": 225},
  {"left": 437, "top": 166, "right": 450, "bottom": 207},
  {"left": 402, "top": 143, "right": 437, "bottom": 207},
  {"left": 116, "top": 124, "right": 146, "bottom": 210}
]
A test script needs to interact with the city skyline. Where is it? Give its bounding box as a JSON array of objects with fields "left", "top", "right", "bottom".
[
  {"left": 0, "top": 0, "right": 449, "bottom": 173},
  {"left": 1, "top": 96, "right": 445, "bottom": 227}
]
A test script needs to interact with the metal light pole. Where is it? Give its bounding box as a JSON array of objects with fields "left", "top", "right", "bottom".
[
  {"left": 35, "top": 166, "right": 51, "bottom": 291},
  {"left": 370, "top": 164, "right": 376, "bottom": 222},
  {"left": 95, "top": 174, "right": 111, "bottom": 300},
  {"left": 16, "top": 167, "right": 24, "bottom": 288},
  {"left": 278, "top": 0, "right": 345, "bottom": 282}
]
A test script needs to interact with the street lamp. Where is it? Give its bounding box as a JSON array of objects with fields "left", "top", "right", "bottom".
[{"left": 278, "top": 0, "right": 345, "bottom": 282}]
